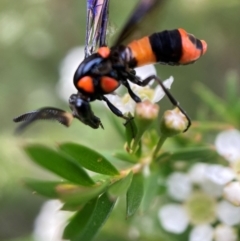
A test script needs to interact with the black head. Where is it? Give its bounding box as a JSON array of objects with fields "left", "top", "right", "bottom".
[{"left": 69, "top": 94, "right": 103, "bottom": 129}]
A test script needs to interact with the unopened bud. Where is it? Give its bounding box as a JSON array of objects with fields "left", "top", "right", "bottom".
[
  {"left": 135, "top": 100, "right": 159, "bottom": 129},
  {"left": 131, "top": 101, "right": 159, "bottom": 152},
  {"left": 160, "top": 108, "right": 188, "bottom": 137}
]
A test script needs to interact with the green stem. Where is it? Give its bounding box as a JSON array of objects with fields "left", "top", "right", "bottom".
[
  {"left": 131, "top": 131, "right": 143, "bottom": 153},
  {"left": 152, "top": 135, "right": 167, "bottom": 160}
]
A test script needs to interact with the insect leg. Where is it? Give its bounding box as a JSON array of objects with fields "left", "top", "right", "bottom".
[
  {"left": 129, "top": 75, "right": 191, "bottom": 131},
  {"left": 102, "top": 96, "right": 129, "bottom": 120},
  {"left": 122, "top": 80, "right": 141, "bottom": 103}
]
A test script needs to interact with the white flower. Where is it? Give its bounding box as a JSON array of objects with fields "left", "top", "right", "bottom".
[
  {"left": 105, "top": 67, "right": 174, "bottom": 115},
  {"left": 34, "top": 200, "right": 71, "bottom": 241},
  {"left": 215, "top": 129, "right": 240, "bottom": 163},
  {"left": 223, "top": 181, "right": 240, "bottom": 206},
  {"left": 158, "top": 167, "right": 240, "bottom": 241}
]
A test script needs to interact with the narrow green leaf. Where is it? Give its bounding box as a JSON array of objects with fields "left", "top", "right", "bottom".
[
  {"left": 24, "top": 144, "right": 94, "bottom": 186},
  {"left": 63, "top": 198, "right": 98, "bottom": 239},
  {"left": 59, "top": 143, "right": 119, "bottom": 176},
  {"left": 108, "top": 171, "right": 133, "bottom": 197},
  {"left": 194, "top": 82, "right": 235, "bottom": 124},
  {"left": 126, "top": 173, "right": 144, "bottom": 218},
  {"left": 157, "top": 147, "right": 216, "bottom": 163},
  {"left": 125, "top": 117, "right": 137, "bottom": 147},
  {"left": 114, "top": 151, "right": 138, "bottom": 163},
  {"left": 24, "top": 179, "right": 60, "bottom": 198},
  {"left": 140, "top": 171, "right": 159, "bottom": 212},
  {"left": 225, "top": 70, "right": 239, "bottom": 107},
  {"left": 64, "top": 193, "right": 117, "bottom": 241},
  {"left": 59, "top": 180, "right": 109, "bottom": 206}
]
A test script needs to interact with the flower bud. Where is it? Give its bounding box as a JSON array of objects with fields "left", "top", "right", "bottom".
[
  {"left": 134, "top": 100, "right": 159, "bottom": 132},
  {"left": 131, "top": 101, "right": 159, "bottom": 152},
  {"left": 160, "top": 108, "right": 188, "bottom": 137}
]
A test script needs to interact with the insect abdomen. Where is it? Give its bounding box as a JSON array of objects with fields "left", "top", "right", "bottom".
[{"left": 127, "top": 28, "right": 207, "bottom": 67}]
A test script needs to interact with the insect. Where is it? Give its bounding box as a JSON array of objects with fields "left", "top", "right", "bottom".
[{"left": 13, "top": 0, "right": 207, "bottom": 133}]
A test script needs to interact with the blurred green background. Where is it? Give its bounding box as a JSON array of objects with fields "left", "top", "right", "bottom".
[{"left": 0, "top": 0, "right": 240, "bottom": 240}]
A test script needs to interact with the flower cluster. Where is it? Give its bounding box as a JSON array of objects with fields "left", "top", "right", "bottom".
[{"left": 158, "top": 128, "right": 240, "bottom": 241}]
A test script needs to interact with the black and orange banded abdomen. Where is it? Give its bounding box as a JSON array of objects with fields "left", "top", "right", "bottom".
[
  {"left": 127, "top": 29, "right": 207, "bottom": 67},
  {"left": 127, "top": 36, "right": 157, "bottom": 67}
]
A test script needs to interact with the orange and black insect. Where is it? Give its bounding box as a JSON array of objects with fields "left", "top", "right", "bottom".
[{"left": 14, "top": 0, "right": 207, "bottom": 133}]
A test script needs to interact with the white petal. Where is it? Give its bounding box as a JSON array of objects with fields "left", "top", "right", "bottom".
[
  {"left": 34, "top": 200, "right": 71, "bottom": 241},
  {"left": 163, "top": 76, "right": 174, "bottom": 89},
  {"left": 217, "top": 200, "right": 240, "bottom": 226},
  {"left": 215, "top": 129, "right": 240, "bottom": 163},
  {"left": 223, "top": 181, "right": 240, "bottom": 206},
  {"left": 158, "top": 204, "right": 189, "bottom": 234},
  {"left": 214, "top": 224, "right": 237, "bottom": 241},
  {"left": 189, "top": 225, "right": 214, "bottom": 241},
  {"left": 56, "top": 46, "right": 85, "bottom": 101},
  {"left": 199, "top": 179, "right": 223, "bottom": 198},
  {"left": 104, "top": 94, "right": 135, "bottom": 115},
  {"left": 135, "top": 64, "right": 157, "bottom": 81},
  {"left": 152, "top": 76, "right": 174, "bottom": 103},
  {"left": 167, "top": 172, "right": 192, "bottom": 201},
  {"left": 205, "top": 164, "right": 235, "bottom": 185},
  {"left": 188, "top": 163, "right": 209, "bottom": 184},
  {"left": 232, "top": 160, "right": 240, "bottom": 182}
]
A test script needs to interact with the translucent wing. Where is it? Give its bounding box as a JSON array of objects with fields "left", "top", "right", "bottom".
[
  {"left": 113, "top": 0, "right": 166, "bottom": 46},
  {"left": 85, "top": 0, "right": 110, "bottom": 57}
]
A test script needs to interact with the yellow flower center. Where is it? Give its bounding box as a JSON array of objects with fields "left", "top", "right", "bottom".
[{"left": 184, "top": 192, "right": 217, "bottom": 225}]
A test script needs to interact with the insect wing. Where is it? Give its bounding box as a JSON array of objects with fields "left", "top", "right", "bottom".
[
  {"left": 13, "top": 107, "right": 73, "bottom": 134},
  {"left": 85, "top": 0, "right": 110, "bottom": 57},
  {"left": 113, "top": 0, "right": 165, "bottom": 46}
]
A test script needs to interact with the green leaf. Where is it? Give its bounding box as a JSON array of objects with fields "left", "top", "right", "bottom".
[
  {"left": 59, "top": 180, "right": 109, "bottom": 206},
  {"left": 59, "top": 143, "right": 119, "bottom": 176},
  {"left": 64, "top": 193, "right": 117, "bottom": 241},
  {"left": 24, "top": 179, "right": 60, "bottom": 198},
  {"left": 126, "top": 173, "right": 144, "bottom": 218},
  {"left": 108, "top": 171, "right": 133, "bottom": 197},
  {"left": 114, "top": 151, "right": 138, "bottom": 163},
  {"left": 157, "top": 147, "right": 216, "bottom": 163},
  {"left": 24, "top": 144, "right": 94, "bottom": 186},
  {"left": 63, "top": 198, "right": 98, "bottom": 239},
  {"left": 125, "top": 116, "right": 137, "bottom": 147},
  {"left": 140, "top": 171, "right": 159, "bottom": 212},
  {"left": 108, "top": 112, "right": 125, "bottom": 140},
  {"left": 194, "top": 82, "right": 236, "bottom": 124},
  {"left": 225, "top": 70, "right": 239, "bottom": 107}
]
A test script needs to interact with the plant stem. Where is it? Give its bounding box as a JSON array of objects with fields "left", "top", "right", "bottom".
[
  {"left": 131, "top": 131, "right": 143, "bottom": 153},
  {"left": 152, "top": 135, "right": 167, "bottom": 160}
]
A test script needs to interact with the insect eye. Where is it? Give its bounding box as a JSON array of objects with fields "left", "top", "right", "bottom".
[{"left": 69, "top": 94, "right": 77, "bottom": 104}]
